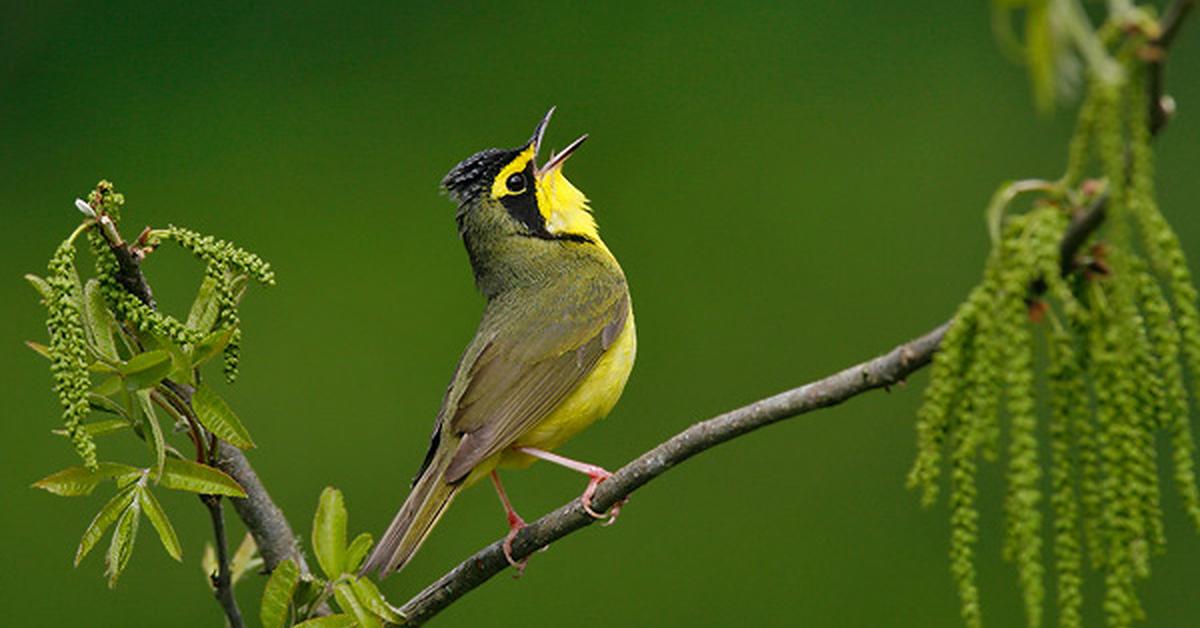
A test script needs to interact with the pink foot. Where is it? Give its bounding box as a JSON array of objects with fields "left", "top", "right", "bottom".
[
  {"left": 516, "top": 447, "right": 628, "bottom": 524},
  {"left": 491, "top": 471, "right": 529, "bottom": 575}
]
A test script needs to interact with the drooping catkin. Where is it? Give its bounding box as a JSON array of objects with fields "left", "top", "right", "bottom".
[{"left": 45, "top": 239, "right": 97, "bottom": 468}]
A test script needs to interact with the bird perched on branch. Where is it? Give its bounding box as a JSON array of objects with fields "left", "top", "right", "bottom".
[{"left": 361, "top": 108, "right": 637, "bottom": 576}]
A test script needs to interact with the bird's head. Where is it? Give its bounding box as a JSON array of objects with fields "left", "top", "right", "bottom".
[{"left": 442, "top": 108, "right": 598, "bottom": 247}]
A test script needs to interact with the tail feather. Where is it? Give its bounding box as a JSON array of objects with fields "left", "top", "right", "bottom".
[{"left": 360, "top": 453, "right": 462, "bottom": 577}]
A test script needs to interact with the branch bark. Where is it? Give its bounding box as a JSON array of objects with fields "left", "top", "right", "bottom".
[{"left": 396, "top": 3, "right": 1194, "bottom": 623}]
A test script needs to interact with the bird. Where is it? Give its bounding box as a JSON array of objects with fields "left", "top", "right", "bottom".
[{"left": 360, "top": 108, "right": 636, "bottom": 577}]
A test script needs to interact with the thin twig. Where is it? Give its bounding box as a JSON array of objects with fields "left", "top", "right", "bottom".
[
  {"left": 203, "top": 495, "right": 245, "bottom": 628},
  {"left": 396, "top": 3, "right": 1193, "bottom": 623}
]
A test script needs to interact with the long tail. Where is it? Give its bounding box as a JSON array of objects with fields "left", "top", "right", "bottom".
[{"left": 360, "top": 451, "right": 462, "bottom": 577}]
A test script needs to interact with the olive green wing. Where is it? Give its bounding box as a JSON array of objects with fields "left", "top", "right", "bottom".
[{"left": 440, "top": 283, "right": 629, "bottom": 483}]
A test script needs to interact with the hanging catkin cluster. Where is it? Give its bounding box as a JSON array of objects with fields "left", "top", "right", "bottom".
[
  {"left": 909, "top": 50, "right": 1200, "bottom": 628},
  {"left": 45, "top": 239, "right": 97, "bottom": 469},
  {"left": 35, "top": 180, "right": 274, "bottom": 465},
  {"left": 157, "top": 225, "right": 276, "bottom": 382}
]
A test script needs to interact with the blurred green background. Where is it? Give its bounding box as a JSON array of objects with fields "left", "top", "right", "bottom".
[{"left": 3, "top": 1, "right": 1198, "bottom": 626}]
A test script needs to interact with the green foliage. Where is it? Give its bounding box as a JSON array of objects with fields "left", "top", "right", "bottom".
[
  {"left": 911, "top": 13, "right": 1200, "bottom": 628},
  {"left": 29, "top": 180, "right": 271, "bottom": 590},
  {"left": 259, "top": 488, "right": 403, "bottom": 627}
]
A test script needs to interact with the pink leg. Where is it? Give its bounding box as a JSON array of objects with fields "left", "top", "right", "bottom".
[
  {"left": 490, "top": 471, "right": 528, "bottom": 574},
  {"left": 515, "top": 447, "right": 627, "bottom": 525}
]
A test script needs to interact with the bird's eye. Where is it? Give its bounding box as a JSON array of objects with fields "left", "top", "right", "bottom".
[{"left": 506, "top": 172, "right": 526, "bottom": 194}]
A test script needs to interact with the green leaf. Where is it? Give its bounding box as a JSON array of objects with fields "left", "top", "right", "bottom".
[
  {"left": 105, "top": 491, "right": 141, "bottom": 588},
  {"left": 25, "top": 340, "right": 52, "bottom": 359},
  {"left": 192, "top": 384, "right": 255, "bottom": 449},
  {"left": 25, "top": 273, "right": 53, "bottom": 302},
  {"left": 84, "top": 279, "right": 118, "bottom": 361},
  {"left": 230, "top": 532, "right": 261, "bottom": 585},
  {"left": 134, "top": 391, "right": 166, "bottom": 477},
  {"left": 351, "top": 576, "right": 404, "bottom": 624},
  {"left": 260, "top": 558, "right": 300, "bottom": 628},
  {"left": 151, "top": 332, "right": 193, "bottom": 384},
  {"left": 345, "top": 532, "right": 374, "bottom": 574},
  {"left": 76, "top": 486, "right": 136, "bottom": 566},
  {"left": 294, "top": 615, "right": 356, "bottom": 628},
  {"left": 186, "top": 275, "right": 221, "bottom": 334},
  {"left": 33, "top": 463, "right": 140, "bottom": 497},
  {"left": 192, "top": 327, "right": 235, "bottom": 368},
  {"left": 53, "top": 418, "right": 130, "bottom": 439},
  {"left": 159, "top": 458, "right": 246, "bottom": 497},
  {"left": 334, "top": 582, "right": 381, "bottom": 628},
  {"left": 88, "top": 393, "right": 130, "bottom": 419},
  {"left": 137, "top": 485, "right": 182, "bottom": 561},
  {"left": 312, "top": 487, "right": 348, "bottom": 578},
  {"left": 92, "top": 375, "right": 124, "bottom": 398},
  {"left": 119, "top": 350, "right": 173, "bottom": 391}
]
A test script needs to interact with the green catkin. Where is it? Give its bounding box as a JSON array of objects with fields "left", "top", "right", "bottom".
[
  {"left": 1046, "top": 314, "right": 1084, "bottom": 628},
  {"left": 1062, "top": 86, "right": 1101, "bottom": 188},
  {"left": 1088, "top": 280, "right": 1141, "bottom": 628},
  {"left": 88, "top": 232, "right": 200, "bottom": 348},
  {"left": 45, "top": 239, "right": 97, "bottom": 469},
  {"left": 909, "top": 297, "right": 980, "bottom": 505},
  {"left": 163, "top": 225, "right": 274, "bottom": 382},
  {"left": 911, "top": 48, "right": 1198, "bottom": 628},
  {"left": 950, "top": 420, "right": 983, "bottom": 628},
  {"left": 1125, "top": 56, "right": 1200, "bottom": 533}
]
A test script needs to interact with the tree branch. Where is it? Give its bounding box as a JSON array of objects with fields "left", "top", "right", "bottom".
[
  {"left": 396, "top": 3, "right": 1194, "bottom": 623},
  {"left": 203, "top": 495, "right": 245, "bottom": 628}
]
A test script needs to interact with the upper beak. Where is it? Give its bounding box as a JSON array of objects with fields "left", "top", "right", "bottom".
[{"left": 529, "top": 106, "right": 588, "bottom": 176}]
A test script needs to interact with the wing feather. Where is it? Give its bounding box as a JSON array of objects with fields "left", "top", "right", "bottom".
[{"left": 440, "top": 281, "right": 629, "bottom": 483}]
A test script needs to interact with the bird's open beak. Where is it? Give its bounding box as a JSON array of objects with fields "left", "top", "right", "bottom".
[{"left": 530, "top": 107, "right": 588, "bottom": 176}]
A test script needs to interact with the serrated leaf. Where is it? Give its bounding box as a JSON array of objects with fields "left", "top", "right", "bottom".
[
  {"left": 137, "top": 485, "right": 182, "bottom": 561},
  {"left": 105, "top": 492, "right": 141, "bottom": 588},
  {"left": 294, "top": 615, "right": 356, "bottom": 628},
  {"left": 25, "top": 273, "right": 53, "bottom": 302},
  {"left": 230, "top": 532, "right": 260, "bottom": 585},
  {"left": 334, "top": 582, "right": 381, "bottom": 628},
  {"left": 33, "top": 462, "right": 140, "bottom": 497},
  {"left": 313, "top": 487, "right": 348, "bottom": 578},
  {"left": 84, "top": 279, "right": 118, "bottom": 361},
  {"left": 192, "top": 327, "right": 235, "bottom": 368},
  {"left": 260, "top": 558, "right": 300, "bottom": 628},
  {"left": 76, "top": 486, "right": 136, "bottom": 566},
  {"left": 119, "top": 350, "right": 173, "bottom": 391},
  {"left": 25, "top": 340, "right": 52, "bottom": 359},
  {"left": 192, "top": 384, "right": 255, "bottom": 449},
  {"left": 159, "top": 458, "right": 246, "bottom": 497},
  {"left": 53, "top": 418, "right": 130, "bottom": 439},
  {"left": 345, "top": 532, "right": 374, "bottom": 574},
  {"left": 135, "top": 391, "right": 166, "bottom": 478},
  {"left": 350, "top": 576, "right": 404, "bottom": 624},
  {"left": 187, "top": 276, "right": 221, "bottom": 334}
]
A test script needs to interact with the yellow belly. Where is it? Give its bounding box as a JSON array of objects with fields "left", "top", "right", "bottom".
[
  {"left": 502, "top": 311, "right": 636, "bottom": 468},
  {"left": 459, "top": 311, "right": 636, "bottom": 487}
]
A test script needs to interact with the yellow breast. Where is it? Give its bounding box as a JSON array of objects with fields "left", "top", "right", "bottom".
[{"left": 500, "top": 309, "right": 637, "bottom": 467}]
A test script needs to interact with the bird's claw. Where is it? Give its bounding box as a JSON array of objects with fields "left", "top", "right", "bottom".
[{"left": 580, "top": 468, "right": 627, "bottom": 524}]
